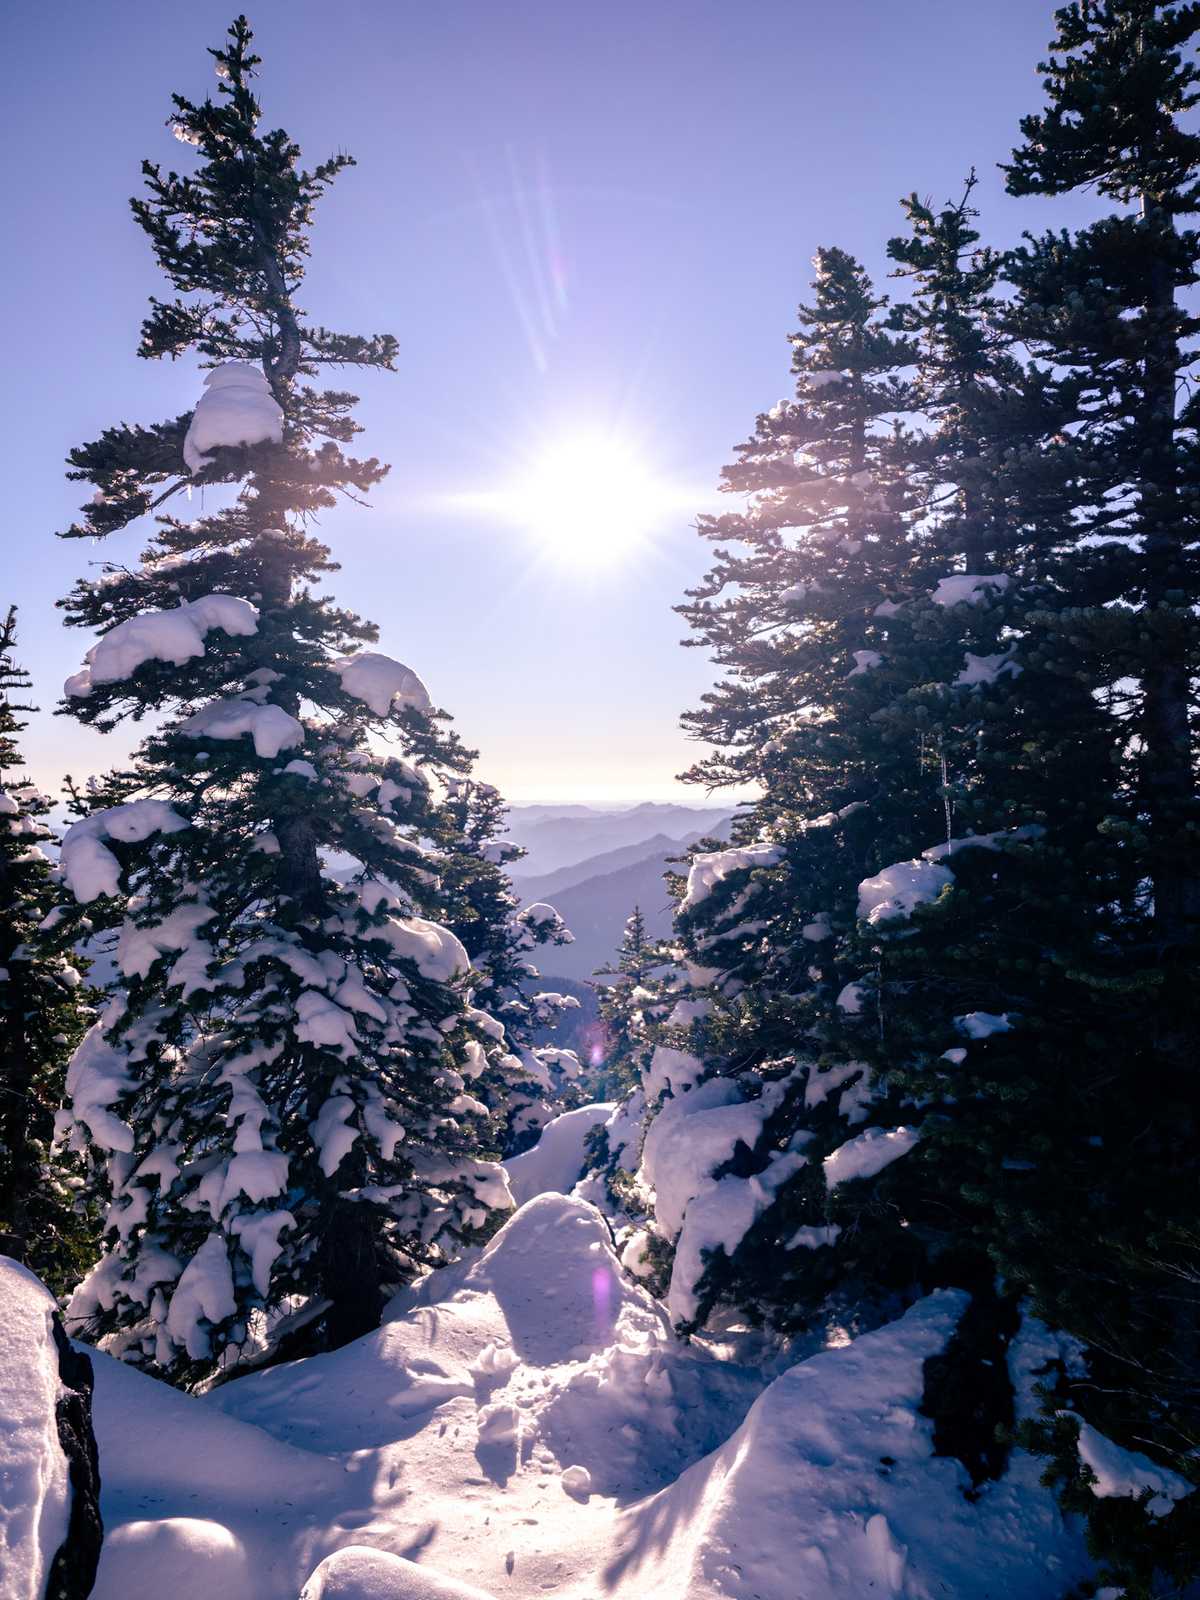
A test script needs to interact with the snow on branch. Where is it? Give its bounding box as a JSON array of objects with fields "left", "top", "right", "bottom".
[{"left": 65, "top": 595, "right": 259, "bottom": 698}]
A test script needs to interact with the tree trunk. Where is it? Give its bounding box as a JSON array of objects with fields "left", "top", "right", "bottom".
[{"left": 45, "top": 1317, "right": 103, "bottom": 1600}]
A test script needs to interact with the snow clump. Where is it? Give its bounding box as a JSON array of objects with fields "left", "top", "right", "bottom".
[
  {"left": 65, "top": 595, "right": 258, "bottom": 698},
  {"left": 182, "top": 362, "right": 284, "bottom": 473}
]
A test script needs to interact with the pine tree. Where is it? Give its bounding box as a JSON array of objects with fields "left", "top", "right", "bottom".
[
  {"left": 664, "top": 188, "right": 1115, "bottom": 1358},
  {"left": 431, "top": 775, "right": 582, "bottom": 1154},
  {"left": 945, "top": 4, "right": 1200, "bottom": 1583},
  {"left": 593, "top": 906, "right": 662, "bottom": 1097},
  {"left": 53, "top": 18, "right": 516, "bottom": 1381},
  {"left": 0, "top": 608, "right": 94, "bottom": 1290}
]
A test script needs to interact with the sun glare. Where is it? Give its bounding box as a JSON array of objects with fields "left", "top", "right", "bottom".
[{"left": 484, "top": 432, "right": 685, "bottom": 568}]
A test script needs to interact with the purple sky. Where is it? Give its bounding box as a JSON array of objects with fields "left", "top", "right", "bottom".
[{"left": 2, "top": 0, "right": 1099, "bottom": 803}]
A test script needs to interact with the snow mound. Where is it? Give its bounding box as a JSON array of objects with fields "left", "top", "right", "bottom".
[
  {"left": 682, "top": 842, "right": 782, "bottom": 910},
  {"left": 79, "top": 1198, "right": 1091, "bottom": 1600},
  {"left": 504, "top": 1102, "right": 614, "bottom": 1207},
  {"left": 302, "top": 1547, "right": 497, "bottom": 1600},
  {"left": 0, "top": 1259, "right": 70, "bottom": 1600},
  {"left": 333, "top": 654, "right": 432, "bottom": 718},
  {"left": 97, "top": 1518, "right": 252, "bottom": 1600},
  {"left": 183, "top": 361, "right": 284, "bottom": 473},
  {"left": 601, "top": 1291, "right": 1087, "bottom": 1600},
  {"left": 60, "top": 798, "right": 189, "bottom": 903},
  {"left": 65, "top": 595, "right": 259, "bottom": 698},
  {"left": 178, "top": 697, "right": 305, "bottom": 760}
]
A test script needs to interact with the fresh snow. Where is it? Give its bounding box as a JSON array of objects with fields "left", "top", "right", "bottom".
[
  {"left": 65, "top": 594, "right": 259, "bottom": 698},
  {"left": 504, "top": 1103, "right": 614, "bottom": 1207},
  {"left": 857, "top": 858, "right": 953, "bottom": 926},
  {"left": 179, "top": 697, "right": 305, "bottom": 760},
  {"left": 682, "top": 842, "right": 782, "bottom": 910},
  {"left": 955, "top": 649, "right": 1021, "bottom": 688},
  {"left": 182, "top": 362, "right": 284, "bottom": 473},
  {"left": 836, "top": 980, "right": 866, "bottom": 1014},
  {"left": 642, "top": 1043, "right": 704, "bottom": 1101},
  {"left": 847, "top": 649, "right": 883, "bottom": 677},
  {"left": 0, "top": 1259, "right": 71, "bottom": 1600},
  {"left": 15, "top": 1189, "right": 1087, "bottom": 1600},
  {"left": 930, "top": 573, "right": 1011, "bottom": 607},
  {"left": 332, "top": 653, "right": 432, "bottom": 717},
  {"left": 956, "top": 1011, "right": 1013, "bottom": 1040},
  {"left": 824, "top": 1126, "right": 919, "bottom": 1188},
  {"left": 60, "top": 799, "right": 189, "bottom": 904},
  {"left": 1073, "top": 1418, "right": 1193, "bottom": 1517}
]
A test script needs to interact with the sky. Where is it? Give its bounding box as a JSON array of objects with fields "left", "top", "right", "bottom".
[{"left": 1, "top": 0, "right": 1100, "bottom": 804}]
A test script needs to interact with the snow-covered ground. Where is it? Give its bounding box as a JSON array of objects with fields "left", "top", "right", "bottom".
[
  {"left": 0, "top": 1104, "right": 1095, "bottom": 1599},
  {"left": 70, "top": 1131, "right": 1093, "bottom": 1600}
]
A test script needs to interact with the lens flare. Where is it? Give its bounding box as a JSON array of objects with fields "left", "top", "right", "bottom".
[{"left": 467, "top": 430, "right": 694, "bottom": 570}]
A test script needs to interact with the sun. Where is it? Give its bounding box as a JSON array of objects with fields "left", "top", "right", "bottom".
[{"left": 483, "top": 431, "right": 685, "bottom": 568}]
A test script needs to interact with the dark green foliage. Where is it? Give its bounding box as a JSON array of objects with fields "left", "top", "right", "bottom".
[
  {"left": 0, "top": 609, "right": 96, "bottom": 1292},
  {"left": 668, "top": 4, "right": 1200, "bottom": 1588}
]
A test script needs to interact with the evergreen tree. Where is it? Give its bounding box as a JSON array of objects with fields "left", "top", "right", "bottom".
[
  {"left": 432, "top": 775, "right": 582, "bottom": 1153},
  {"left": 950, "top": 4, "right": 1200, "bottom": 1584},
  {"left": 53, "top": 18, "right": 515, "bottom": 1381},
  {"left": 0, "top": 608, "right": 94, "bottom": 1290},
  {"left": 593, "top": 906, "right": 661, "bottom": 1097}
]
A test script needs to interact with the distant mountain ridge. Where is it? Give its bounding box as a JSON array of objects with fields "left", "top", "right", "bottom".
[
  {"left": 512, "top": 830, "right": 708, "bottom": 901},
  {"left": 527, "top": 815, "right": 734, "bottom": 981},
  {"left": 503, "top": 803, "right": 734, "bottom": 879}
]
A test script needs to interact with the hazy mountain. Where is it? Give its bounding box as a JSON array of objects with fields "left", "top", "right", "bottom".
[
  {"left": 504, "top": 803, "right": 734, "bottom": 878},
  {"left": 523, "top": 821, "right": 731, "bottom": 982},
  {"left": 512, "top": 830, "right": 707, "bottom": 902}
]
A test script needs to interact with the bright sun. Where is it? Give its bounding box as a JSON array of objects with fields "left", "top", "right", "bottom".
[{"left": 484, "top": 431, "right": 684, "bottom": 567}]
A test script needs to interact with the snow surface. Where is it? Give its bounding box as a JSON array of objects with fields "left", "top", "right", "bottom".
[
  {"left": 0, "top": 1258, "right": 71, "bottom": 1600},
  {"left": 504, "top": 1103, "right": 614, "bottom": 1207},
  {"left": 182, "top": 362, "right": 284, "bottom": 473},
  {"left": 61, "top": 1192, "right": 1090, "bottom": 1600},
  {"left": 65, "top": 595, "right": 259, "bottom": 698}
]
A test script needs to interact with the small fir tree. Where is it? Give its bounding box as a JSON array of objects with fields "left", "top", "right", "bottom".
[{"left": 432, "top": 775, "right": 582, "bottom": 1153}]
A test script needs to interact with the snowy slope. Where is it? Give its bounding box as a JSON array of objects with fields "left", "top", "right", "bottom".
[
  {"left": 77, "top": 1179, "right": 1091, "bottom": 1600},
  {"left": 503, "top": 1102, "right": 612, "bottom": 1206},
  {"left": 0, "top": 1259, "right": 71, "bottom": 1600},
  {"left": 57, "top": 1105, "right": 1092, "bottom": 1600}
]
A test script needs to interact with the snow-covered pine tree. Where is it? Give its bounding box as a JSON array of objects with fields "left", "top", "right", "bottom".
[
  {"left": 577, "top": 905, "right": 674, "bottom": 1230},
  {"left": 431, "top": 774, "right": 582, "bottom": 1153},
  {"left": 593, "top": 906, "right": 662, "bottom": 1097},
  {"left": 52, "top": 17, "right": 514, "bottom": 1381},
  {"left": 0, "top": 608, "right": 94, "bottom": 1289}
]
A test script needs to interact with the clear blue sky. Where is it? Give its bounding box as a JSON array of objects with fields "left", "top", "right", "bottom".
[{"left": 2, "top": 0, "right": 1095, "bottom": 803}]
